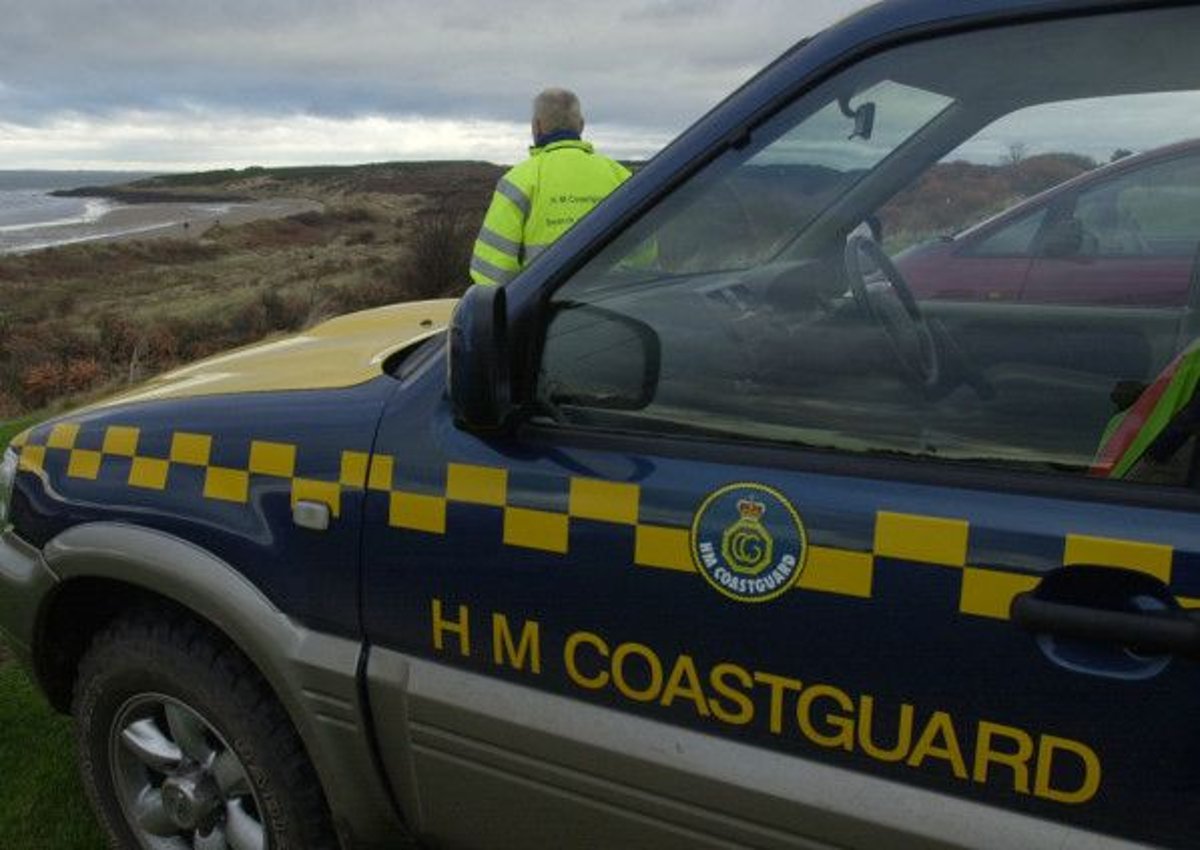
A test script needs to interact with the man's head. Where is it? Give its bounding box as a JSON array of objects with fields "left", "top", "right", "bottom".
[{"left": 532, "top": 88, "right": 584, "bottom": 141}]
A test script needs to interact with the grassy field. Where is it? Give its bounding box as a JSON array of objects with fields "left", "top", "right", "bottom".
[
  {"left": 0, "top": 657, "right": 105, "bottom": 849},
  {"left": 1, "top": 416, "right": 103, "bottom": 848}
]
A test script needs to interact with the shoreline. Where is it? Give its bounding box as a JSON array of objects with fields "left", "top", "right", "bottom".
[{"left": 1, "top": 197, "right": 323, "bottom": 255}]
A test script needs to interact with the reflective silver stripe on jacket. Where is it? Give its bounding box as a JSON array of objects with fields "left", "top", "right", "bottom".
[
  {"left": 477, "top": 226, "right": 523, "bottom": 261},
  {"left": 524, "top": 244, "right": 550, "bottom": 263},
  {"left": 470, "top": 255, "right": 516, "bottom": 285},
  {"left": 496, "top": 178, "right": 532, "bottom": 218}
]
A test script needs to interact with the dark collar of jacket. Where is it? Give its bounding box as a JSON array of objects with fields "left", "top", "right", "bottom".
[{"left": 529, "top": 132, "right": 593, "bottom": 155}]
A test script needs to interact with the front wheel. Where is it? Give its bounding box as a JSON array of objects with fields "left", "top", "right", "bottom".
[{"left": 72, "top": 611, "right": 338, "bottom": 850}]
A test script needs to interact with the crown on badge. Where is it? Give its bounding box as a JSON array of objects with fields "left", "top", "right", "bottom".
[{"left": 737, "top": 498, "right": 766, "bottom": 520}]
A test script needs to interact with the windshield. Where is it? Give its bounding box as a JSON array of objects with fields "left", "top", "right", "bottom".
[{"left": 578, "top": 78, "right": 955, "bottom": 284}]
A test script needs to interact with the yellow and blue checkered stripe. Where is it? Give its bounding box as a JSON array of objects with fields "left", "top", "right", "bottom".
[{"left": 11, "top": 424, "right": 1195, "bottom": 620}]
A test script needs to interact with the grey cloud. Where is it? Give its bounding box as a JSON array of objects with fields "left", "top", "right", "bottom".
[
  {"left": 0, "top": 0, "right": 861, "bottom": 130},
  {"left": 621, "top": 0, "right": 722, "bottom": 23},
  {"left": 0, "top": 0, "right": 867, "bottom": 168}
]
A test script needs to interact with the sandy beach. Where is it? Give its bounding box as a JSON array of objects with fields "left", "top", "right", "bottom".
[{"left": 3, "top": 196, "right": 322, "bottom": 254}]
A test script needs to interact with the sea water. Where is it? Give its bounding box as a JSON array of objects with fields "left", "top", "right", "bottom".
[{"left": 0, "top": 171, "right": 154, "bottom": 254}]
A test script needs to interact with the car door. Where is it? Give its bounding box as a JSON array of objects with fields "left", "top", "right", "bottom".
[{"left": 362, "top": 6, "right": 1200, "bottom": 849}]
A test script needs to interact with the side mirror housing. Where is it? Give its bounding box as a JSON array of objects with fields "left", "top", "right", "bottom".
[
  {"left": 540, "top": 304, "right": 661, "bottom": 411},
  {"left": 448, "top": 284, "right": 511, "bottom": 430}
]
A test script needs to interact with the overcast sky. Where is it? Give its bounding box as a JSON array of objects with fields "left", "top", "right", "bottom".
[{"left": 0, "top": 0, "right": 872, "bottom": 171}]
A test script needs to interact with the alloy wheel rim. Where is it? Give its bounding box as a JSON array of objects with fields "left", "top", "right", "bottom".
[{"left": 108, "top": 693, "right": 267, "bottom": 850}]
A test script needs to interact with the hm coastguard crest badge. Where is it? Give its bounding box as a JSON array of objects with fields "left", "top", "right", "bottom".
[{"left": 691, "top": 483, "right": 806, "bottom": 602}]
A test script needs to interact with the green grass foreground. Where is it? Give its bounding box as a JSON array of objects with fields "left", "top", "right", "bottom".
[
  {"left": 0, "top": 660, "right": 105, "bottom": 848},
  {"left": 1, "top": 415, "right": 101, "bottom": 847},
  {"left": 1, "top": 415, "right": 39, "bottom": 447}
]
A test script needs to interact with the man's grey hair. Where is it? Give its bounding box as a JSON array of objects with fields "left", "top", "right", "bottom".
[{"left": 533, "top": 88, "right": 584, "bottom": 133}]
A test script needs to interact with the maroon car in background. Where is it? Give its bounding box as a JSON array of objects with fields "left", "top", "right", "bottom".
[{"left": 896, "top": 139, "right": 1200, "bottom": 306}]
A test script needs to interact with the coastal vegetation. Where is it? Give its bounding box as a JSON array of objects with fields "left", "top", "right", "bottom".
[{"left": 0, "top": 161, "right": 500, "bottom": 417}]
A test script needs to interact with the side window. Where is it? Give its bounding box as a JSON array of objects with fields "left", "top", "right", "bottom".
[
  {"left": 536, "top": 7, "right": 1200, "bottom": 485},
  {"left": 971, "top": 208, "right": 1049, "bottom": 257},
  {"left": 1070, "top": 155, "right": 1200, "bottom": 257}
]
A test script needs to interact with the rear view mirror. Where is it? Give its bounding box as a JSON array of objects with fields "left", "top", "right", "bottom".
[
  {"left": 838, "top": 95, "right": 876, "bottom": 141},
  {"left": 539, "top": 303, "right": 660, "bottom": 410}
]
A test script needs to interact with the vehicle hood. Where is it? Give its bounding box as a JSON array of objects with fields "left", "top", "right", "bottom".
[{"left": 85, "top": 298, "right": 457, "bottom": 411}]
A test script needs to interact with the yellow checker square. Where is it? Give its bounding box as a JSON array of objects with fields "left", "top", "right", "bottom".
[
  {"left": 204, "top": 466, "right": 249, "bottom": 503},
  {"left": 634, "top": 524, "right": 694, "bottom": 572},
  {"left": 67, "top": 449, "right": 102, "bottom": 480},
  {"left": 1064, "top": 533, "right": 1173, "bottom": 584},
  {"left": 249, "top": 440, "right": 296, "bottom": 479},
  {"left": 446, "top": 463, "right": 508, "bottom": 507},
  {"left": 170, "top": 432, "right": 212, "bottom": 466},
  {"left": 503, "top": 507, "right": 569, "bottom": 554},
  {"left": 368, "top": 455, "right": 394, "bottom": 491},
  {"left": 102, "top": 426, "right": 140, "bottom": 457},
  {"left": 874, "top": 511, "right": 969, "bottom": 568},
  {"left": 569, "top": 478, "right": 640, "bottom": 525},
  {"left": 1180, "top": 597, "right": 1200, "bottom": 610},
  {"left": 19, "top": 445, "right": 46, "bottom": 474},
  {"left": 390, "top": 491, "right": 446, "bottom": 534},
  {"left": 9, "top": 429, "right": 30, "bottom": 448},
  {"left": 799, "top": 546, "right": 873, "bottom": 598},
  {"left": 47, "top": 422, "right": 81, "bottom": 450},
  {"left": 129, "top": 457, "right": 170, "bottom": 490},
  {"left": 292, "top": 478, "right": 342, "bottom": 517},
  {"left": 340, "top": 451, "right": 369, "bottom": 488},
  {"left": 959, "top": 567, "right": 1040, "bottom": 620}
]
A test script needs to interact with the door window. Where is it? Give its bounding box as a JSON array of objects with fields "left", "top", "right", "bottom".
[
  {"left": 970, "top": 208, "right": 1048, "bottom": 257},
  {"left": 1069, "top": 155, "right": 1200, "bottom": 258},
  {"left": 536, "top": 7, "right": 1200, "bottom": 484}
]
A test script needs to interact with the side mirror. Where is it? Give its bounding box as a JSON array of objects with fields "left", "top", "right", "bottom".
[
  {"left": 448, "top": 284, "right": 511, "bottom": 430},
  {"left": 539, "top": 303, "right": 660, "bottom": 410}
]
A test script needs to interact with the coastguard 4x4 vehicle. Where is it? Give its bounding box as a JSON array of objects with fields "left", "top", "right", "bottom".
[{"left": 5, "top": 1, "right": 1200, "bottom": 848}]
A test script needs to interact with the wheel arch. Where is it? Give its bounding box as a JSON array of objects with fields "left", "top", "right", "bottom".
[{"left": 35, "top": 521, "right": 406, "bottom": 849}]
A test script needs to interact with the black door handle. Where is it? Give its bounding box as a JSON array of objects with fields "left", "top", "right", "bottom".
[{"left": 1011, "top": 594, "right": 1200, "bottom": 660}]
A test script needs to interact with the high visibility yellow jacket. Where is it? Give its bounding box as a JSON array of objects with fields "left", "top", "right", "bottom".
[{"left": 470, "top": 138, "right": 631, "bottom": 286}]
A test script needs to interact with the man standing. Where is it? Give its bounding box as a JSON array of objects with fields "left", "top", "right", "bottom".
[{"left": 470, "top": 88, "right": 631, "bottom": 286}]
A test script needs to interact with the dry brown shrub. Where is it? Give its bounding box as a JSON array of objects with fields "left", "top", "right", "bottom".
[
  {"left": 21, "top": 362, "right": 64, "bottom": 407},
  {"left": 407, "top": 207, "right": 474, "bottom": 299},
  {"left": 64, "top": 358, "right": 104, "bottom": 392},
  {"left": 144, "top": 326, "right": 179, "bottom": 363},
  {"left": 0, "top": 390, "right": 21, "bottom": 418}
]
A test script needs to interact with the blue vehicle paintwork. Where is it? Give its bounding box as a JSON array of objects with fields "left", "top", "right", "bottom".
[{"left": 11, "top": 378, "right": 397, "bottom": 635}]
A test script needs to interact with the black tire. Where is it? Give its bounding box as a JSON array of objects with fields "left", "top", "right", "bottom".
[{"left": 72, "top": 610, "right": 339, "bottom": 850}]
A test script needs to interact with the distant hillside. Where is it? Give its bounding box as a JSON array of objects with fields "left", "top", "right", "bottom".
[
  {"left": 55, "top": 161, "right": 507, "bottom": 209},
  {"left": 881, "top": 152, "right": 1096, "bottom": 245}
]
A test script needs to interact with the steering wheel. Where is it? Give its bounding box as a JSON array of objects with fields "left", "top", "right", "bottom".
[{"left": 844, "top": 234, "right": 940, "bottom": 389}]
